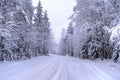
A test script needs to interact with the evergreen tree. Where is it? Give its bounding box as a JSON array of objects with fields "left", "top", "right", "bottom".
[
  {"left": 0, "top": 0, "right": 19, "bottom": 61},
  {"left": 33, "top": 1, "right": 51, "bottom": 56},
  {"left": 34, "top": 1, "right": 43, "bottom": 26},
  {"left": 42, "top": 10, "right": 51, "bottom": 55},
  {"left": 0, "top": 0, "right": 34, "bottom": 61},
  {"left": 33, "top": 1, "right": 43, "bottom": 56},
  {"left": 66, "top": 23, "right": 74, "bottom": 56}
]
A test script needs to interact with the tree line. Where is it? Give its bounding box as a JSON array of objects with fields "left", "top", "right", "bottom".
[
  {"left": 0, "top": 0, "right": 51, "bottom": 61},
  {"left": 60, "top": 0, "right": 120, "bottom": 62}
]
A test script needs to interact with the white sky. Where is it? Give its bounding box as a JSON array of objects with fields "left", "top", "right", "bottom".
[{"left": 32, "top": 0, "right": 76, "bottom": 42}]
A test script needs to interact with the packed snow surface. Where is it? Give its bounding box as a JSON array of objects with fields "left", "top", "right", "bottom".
[{"left": 0, "top": 55, "right": 120, "bottom": 80}]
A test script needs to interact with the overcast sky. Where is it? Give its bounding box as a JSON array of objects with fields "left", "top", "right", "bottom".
[{"left": 33, "top": 0, "right": 76, "bottom": 42}]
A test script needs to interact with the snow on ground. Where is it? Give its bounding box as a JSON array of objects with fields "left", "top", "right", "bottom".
[
  {"left": 0, "top": 55, "right": 120, "bottom": 80},
  {"left": 83, "top": 59, "right": 120, "bottom": 79}
]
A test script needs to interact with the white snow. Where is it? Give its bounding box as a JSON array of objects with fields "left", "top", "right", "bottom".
[{"left": 0, "top": 55, "right": 120, "bottom": 80}]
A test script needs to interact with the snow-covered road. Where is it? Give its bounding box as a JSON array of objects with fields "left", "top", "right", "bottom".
[{"left": 0, "top": 55, "right": 120, "bottom": 80}]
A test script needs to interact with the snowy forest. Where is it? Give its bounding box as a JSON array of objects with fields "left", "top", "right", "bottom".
[
  {"left": 1, "top": 0, "right": 120, "bottom": 80},
  {"left": 0, "top": 0, "right": 51, "bottom": 61},
  {"left": 0, "top": 0, "right": 120, "bottom": 63},
  {"left": 60, "top": 0, "right": 120, "bottom": 62}
]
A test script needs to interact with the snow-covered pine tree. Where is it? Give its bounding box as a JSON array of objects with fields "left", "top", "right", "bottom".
[
  {"left": 34, "top": 1, "right": 43, "bottom": 26},
  {"left": 10, "top": 0, "right": 34, "bottom": 59},
  {"left": 66, "top": 23, "right": 74, "bottom": 56},
  {"left": 19, "top": 0, "right": 34, "bottom": 58},
  {"left": 33, "top": 1, "right": 51, "bottom": 56},
  {"left": 0, "top": 0, "right": 19, "bottom": 61},
  {"left": 42, "top": 10, "right": 51, "bottom": 55},
  {"left": 33, "top": 1, "right": 44, "bottom": 56},
  {"left": 0, "top": 0, "right": 34, "bottom": 61}
]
